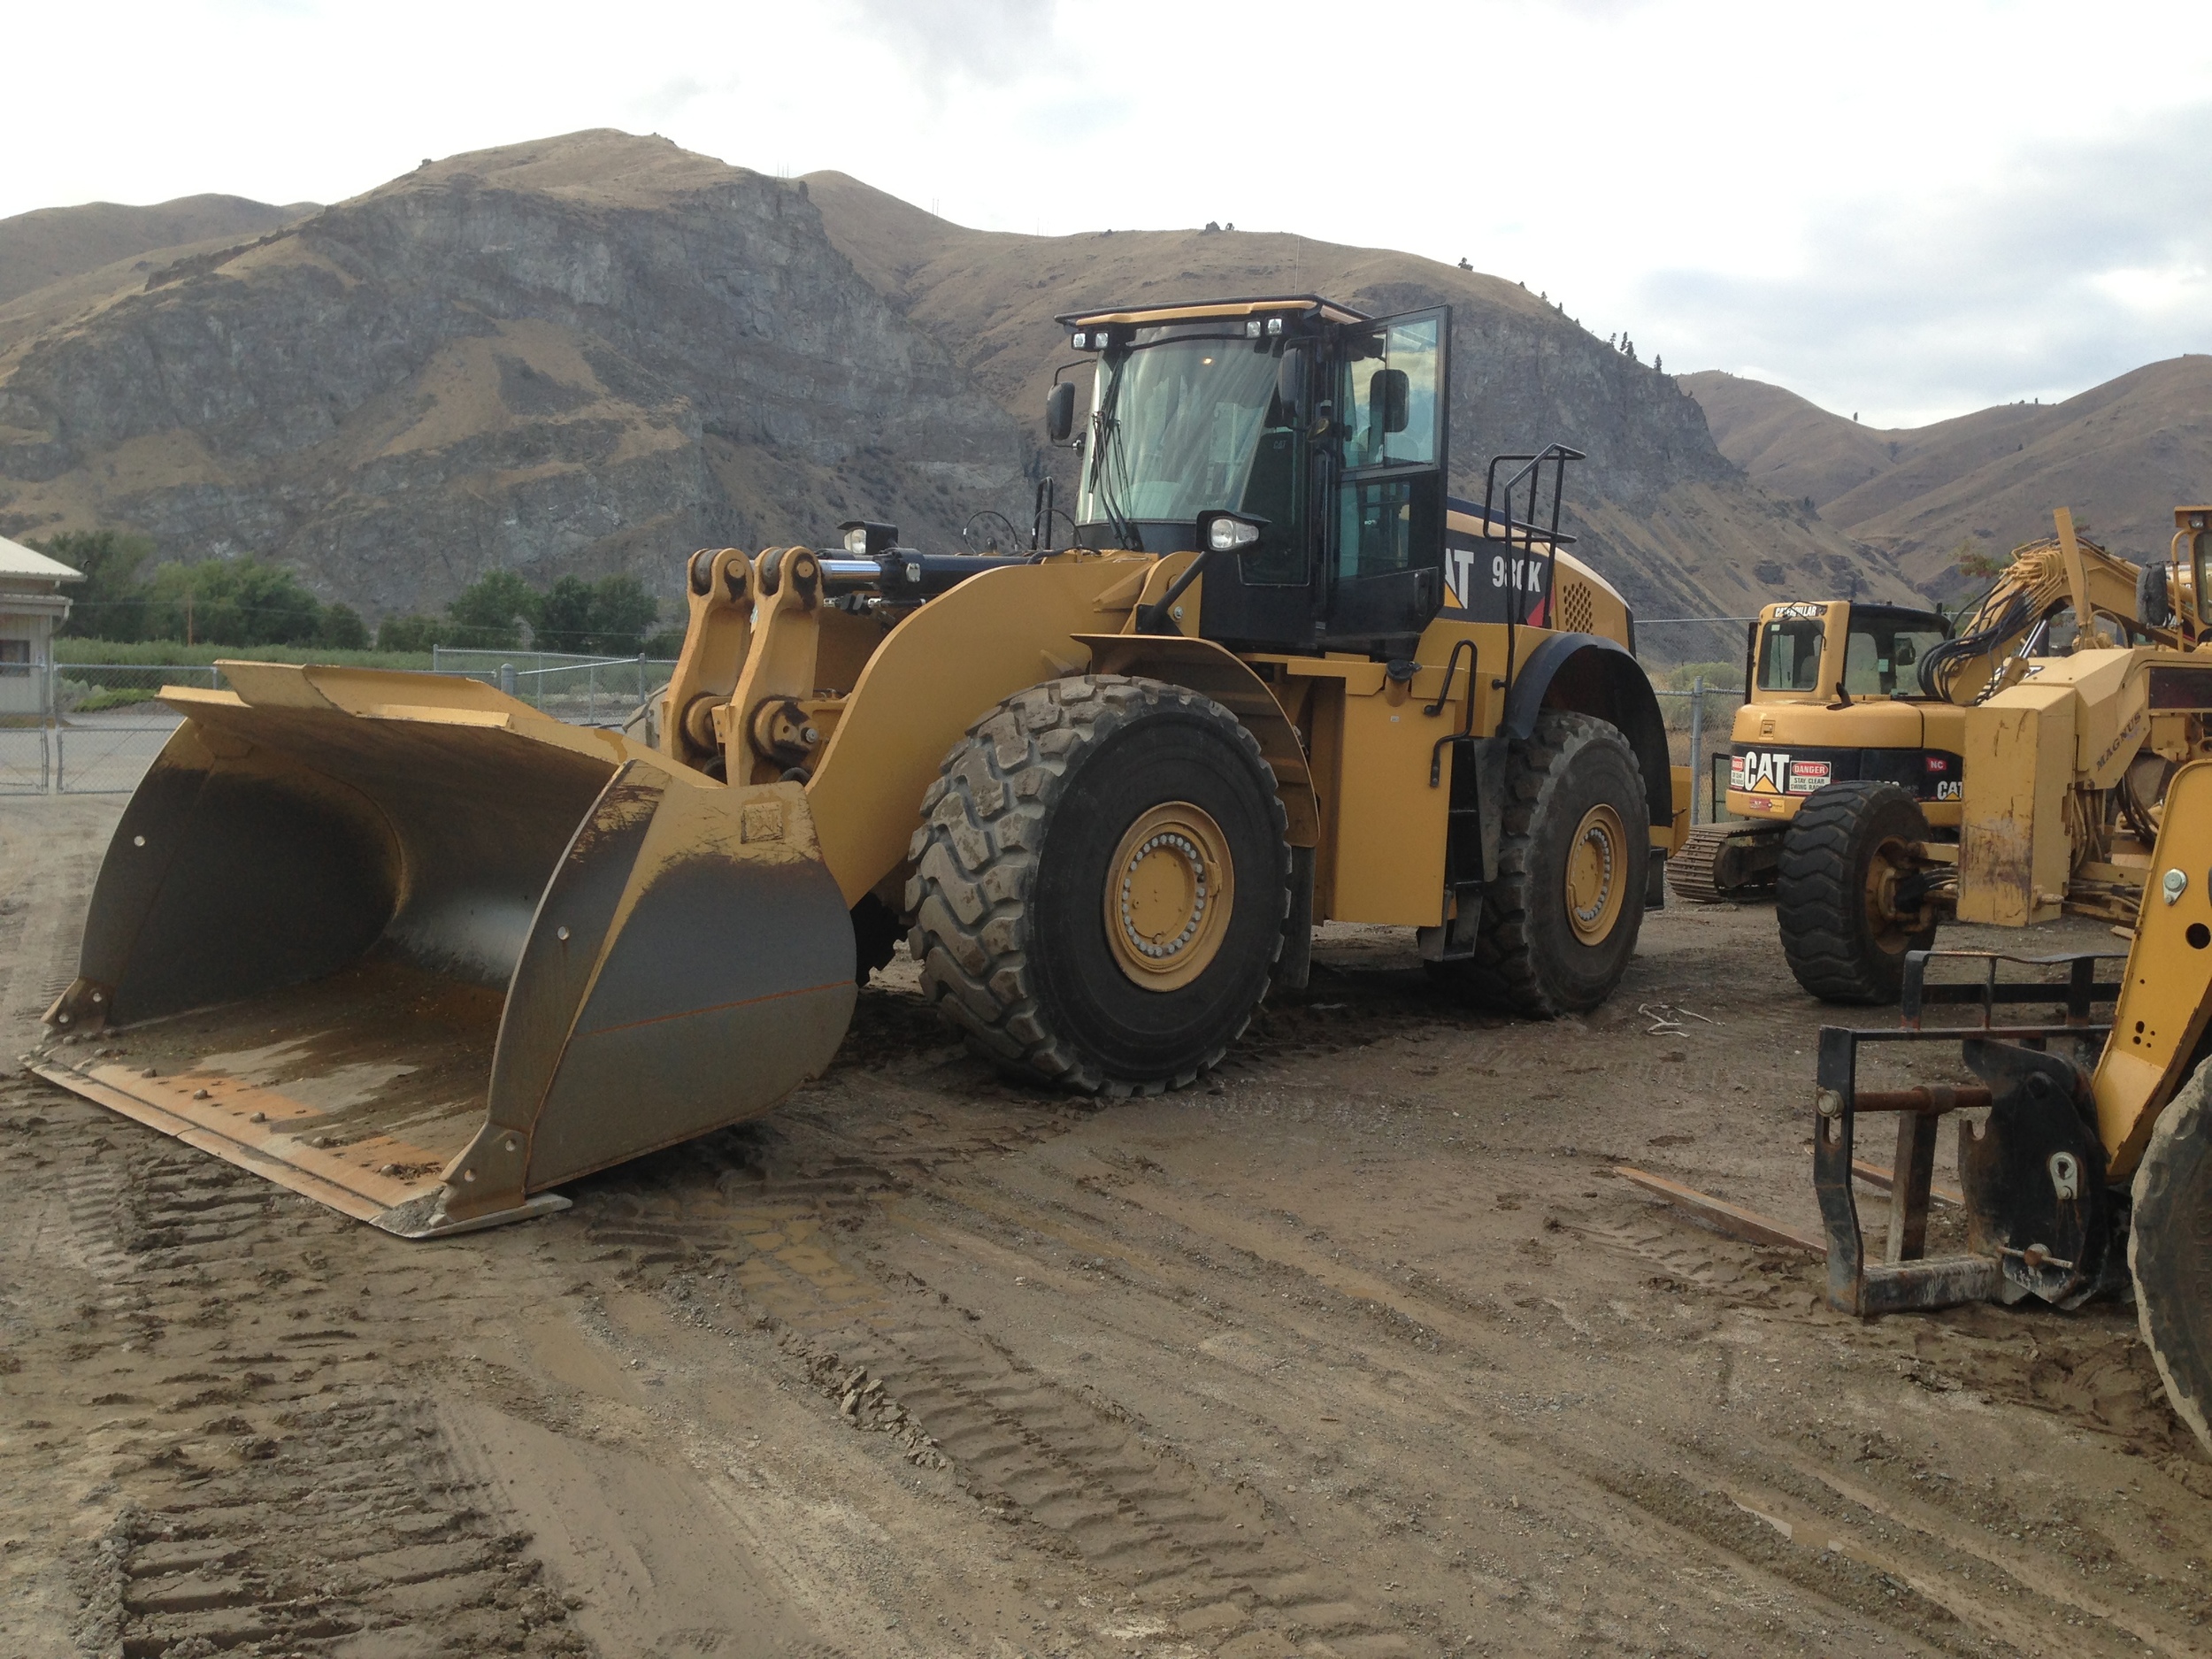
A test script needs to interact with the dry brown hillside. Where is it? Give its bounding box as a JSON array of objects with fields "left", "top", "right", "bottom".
[
  {"left": 0, "top": 194, "right": 313, "bottom": 307},
  {"left": 0, "top": 134, "right": 1028, "bottom": 618},
  {"left": 0, "top": 133, "right": 1924, "bottom": 646},
  {"left": 1685, "top": 362, "right": 2212, "bottom": 597},
  {"left": 805, "top": 170, "right": 1922, "bottom": 658}
]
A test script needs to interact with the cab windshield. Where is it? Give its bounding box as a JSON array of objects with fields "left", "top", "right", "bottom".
[
  {"left": 1843, "top": 608, "right": 1948, "bottom": 696},
  {"left": 1756, "top": 607, "right": 1949, "bottom": 697},
  {"left": 1079, "top": 333, "right": 1289, "bottom": 536}
]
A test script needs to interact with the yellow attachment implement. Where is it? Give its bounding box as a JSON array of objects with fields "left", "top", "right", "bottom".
[{"left": 32, "top": 664, "right": 854, "bottom": 1237}]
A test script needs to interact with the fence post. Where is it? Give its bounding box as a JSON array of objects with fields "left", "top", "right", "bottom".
[
  {"left": 433, "top": 643, "right": 442, "bottom": 675},
  {"left": 1686, "top": 675, "right": 1705, "bottom": 828},
  {"left": 499, "top": 662, "right": 516, "bottom": 697}
]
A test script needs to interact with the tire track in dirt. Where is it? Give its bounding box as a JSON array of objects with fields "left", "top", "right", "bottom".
[
  {"left": 1, "top": 1082, "right": 593, "bottom": 1657},
  {"left": 562, "top": 1058, "right": 1425, "bottom": 1657}
]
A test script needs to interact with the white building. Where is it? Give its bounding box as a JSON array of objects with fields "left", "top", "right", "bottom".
[{"left": 0, "top": 534, "right": 81, "bottom": 718}]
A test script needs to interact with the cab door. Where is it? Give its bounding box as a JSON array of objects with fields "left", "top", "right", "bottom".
[{"left": 1319, "top": 307, "right": 1449, "bottom": 653}]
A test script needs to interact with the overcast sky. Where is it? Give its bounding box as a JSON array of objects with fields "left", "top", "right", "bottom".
[{"left": 10, "top": 0, "right": 2208, "bottom": 426}]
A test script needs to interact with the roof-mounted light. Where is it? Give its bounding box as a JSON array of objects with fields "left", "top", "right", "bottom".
[{"left": 1266, "top": 317, "right": 1284, "bottom": 336}]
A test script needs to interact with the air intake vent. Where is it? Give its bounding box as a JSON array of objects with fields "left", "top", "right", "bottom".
[{"left": 1560, "top": 582, "right": 1594, "bottom": 634}]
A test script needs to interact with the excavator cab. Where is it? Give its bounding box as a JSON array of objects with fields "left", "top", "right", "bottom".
[{"left": 1744, "top": 601, "right": 1951, "bottom": 707}]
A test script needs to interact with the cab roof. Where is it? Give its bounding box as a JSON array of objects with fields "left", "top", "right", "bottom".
[{"left": 1055, "top": 295, "right": 1371, "bottom": 328}]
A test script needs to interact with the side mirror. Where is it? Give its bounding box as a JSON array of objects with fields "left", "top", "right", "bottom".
[
  {"left": 1045, "top": 380, "right": 1077, "bottom": 443},
  {"left": 2139, "top": 559, "right": 2176, "bottom": 629},
  {"left": 1369, "top": 367, "right": 1409, "bottom": 434},
  {"left": 1197, "top": 510, "right": 1268, "bottom": 555},
  {"left": 1274, "top": 347, "right": 1304, "bottom": 421}
]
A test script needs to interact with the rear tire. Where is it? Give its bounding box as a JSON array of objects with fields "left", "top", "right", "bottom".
[
  {"left": 906, "top": 676, "right": 1293, "bottom": 1094},
  {"left": 1431, "top": 710, "right": 1648, "bottom": 1017},
  {"left": 2131, "top": 1057, "right": 2212, "bottom": 1459},
  {"left": 1776, "top": 782, "right": 1938, "bottom": 1004}
]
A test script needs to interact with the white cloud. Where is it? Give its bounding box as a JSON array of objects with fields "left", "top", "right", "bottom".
[{"left": 4, "top": 0, "right": 2208, "bottom": 423}]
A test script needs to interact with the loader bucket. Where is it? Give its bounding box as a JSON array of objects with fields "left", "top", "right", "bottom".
[{"left": 29, "top": 663, "right": 856, "bottom": 1237}]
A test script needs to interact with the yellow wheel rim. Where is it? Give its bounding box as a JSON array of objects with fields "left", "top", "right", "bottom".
[
  {"left": 1864, "top": 836, "right": 1924, "bottom": 949},
  {"left": 1103, "top": 802, "right": 1233, "bottom": 992},
  {"left": 1564, "top": 803, "right": 1628, "bottom": 946}
]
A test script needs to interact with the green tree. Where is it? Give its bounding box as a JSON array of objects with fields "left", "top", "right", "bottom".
[
  {"left": 33, "top": 529, "right": 156, "bottom": 641},
  {"left": 445, "top": 571, "right": 542, "bottom": 649},
  {"left": 587, "top": 575, "right": 657, "bottom": 656},
  {"left": 318, "top": 603, "right": 369, "bottom": 651},
  {"left": 535, "top": 575, "right": 597, "bottom": 652},
  {"left": 533, "top": 572, "right": 658, "bottom": 654},
  {"left": 1954, "top": 537, "right": 2011, "bottom": 581},
  {"left": 145, "top": 557, "right": 325, "bottom": 646}
]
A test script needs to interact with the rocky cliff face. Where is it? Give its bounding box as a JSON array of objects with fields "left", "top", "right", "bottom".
[{"left": 0, "top": 134, "right": 1031, "bottom": 618}]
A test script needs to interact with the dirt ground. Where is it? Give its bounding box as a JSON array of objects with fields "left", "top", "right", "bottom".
[{"left": 4, "top": 793, "right": 2211, "bottom": 1659}]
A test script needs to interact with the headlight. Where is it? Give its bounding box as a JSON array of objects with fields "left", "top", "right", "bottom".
[{"left": 1206, "top": 516, "right": 1262, "bottom": 553}]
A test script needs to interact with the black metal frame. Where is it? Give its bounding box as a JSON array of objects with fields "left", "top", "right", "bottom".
[
  {"left": 1815, "top": 949, "right": 2124, "bottom": 1315},
  {"left": 1483, "top": 444, "right": 1586, "bottom": 689}
]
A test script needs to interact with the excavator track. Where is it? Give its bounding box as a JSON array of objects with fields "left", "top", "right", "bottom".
[{"left": 1666, "top": 821, "right": 1784, "bottom": 904}]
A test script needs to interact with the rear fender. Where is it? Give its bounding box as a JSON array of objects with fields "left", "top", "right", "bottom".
[{"left": 1502, "top": 632, "right": 1673, "bottom": 834}]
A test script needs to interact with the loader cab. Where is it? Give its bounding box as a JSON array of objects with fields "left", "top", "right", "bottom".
[{"left": 1061, "top": 296, "right": 1451, "bottom": 657}]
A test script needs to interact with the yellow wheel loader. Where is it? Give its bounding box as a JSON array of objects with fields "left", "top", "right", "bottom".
[
  {"left": 30, "top": 296, "right": 1688, "bottom": 1237},
  {"left": 1632, "top": 757, "right": 2212, "bottom": 1455},
  {"left": 1816, "top": 757, "right": 2212, "bottom": 1453},
  {"left": 1673, "top": 507, "right": 2211, "bottom": 1002}
]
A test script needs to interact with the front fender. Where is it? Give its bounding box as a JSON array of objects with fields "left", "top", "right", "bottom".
[{"left": 1075, "top": 633, "right": 1321, "bottom": 847}]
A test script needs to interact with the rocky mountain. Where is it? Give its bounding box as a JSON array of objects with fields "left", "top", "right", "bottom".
[
  {"left": 802, "top": 171, "right": 1917, "bottom": 658},
  {"left": 0, "top": 134, "right": 1031, "bottom": 618},
  {"left": 0, "top": 128, "right": 1916, "bottom": 653},
  {"left": 1684, "top": 360, "right": 2212, "bottom": 597}
]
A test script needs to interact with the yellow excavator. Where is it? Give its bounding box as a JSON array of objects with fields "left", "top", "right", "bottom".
[
  {"left": 1671, "top": 508, "right": 2211, "bottom": 1001},
  {"left": 30, "top": 295, "right": 1687, "bottom": 1236}
]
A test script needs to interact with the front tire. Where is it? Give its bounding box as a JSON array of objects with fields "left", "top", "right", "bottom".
[
  {"left": 1776, "top": 782, "right": 1938, "bottom": 1004},
  {"left": 1433, "top": 710, "right": 1648, "bottom": 1016},
  {"left": 2131, "top": 1058, "right": 2212, "bottom": 1460},
  {"left": 906, "top": 676, "right": 1293, "bottom": 1094}
]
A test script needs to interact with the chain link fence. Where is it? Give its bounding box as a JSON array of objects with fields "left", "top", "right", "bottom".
[
  {"left": 0, "top": 726, "right": 50, "bottom": 795},
  {"left": 10, "top": 656, "right": 679, "bottom": 796},
  {"left": 431, "top": 649, "right": 674, "bottom": 728},
  {"left": 1652, "top": 679, "right": 1747, "bottom": 826}
]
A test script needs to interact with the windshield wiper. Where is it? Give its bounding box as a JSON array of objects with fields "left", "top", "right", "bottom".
[{"left": 1089, "top": 376, "right": 1142, "bottom": 551}]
